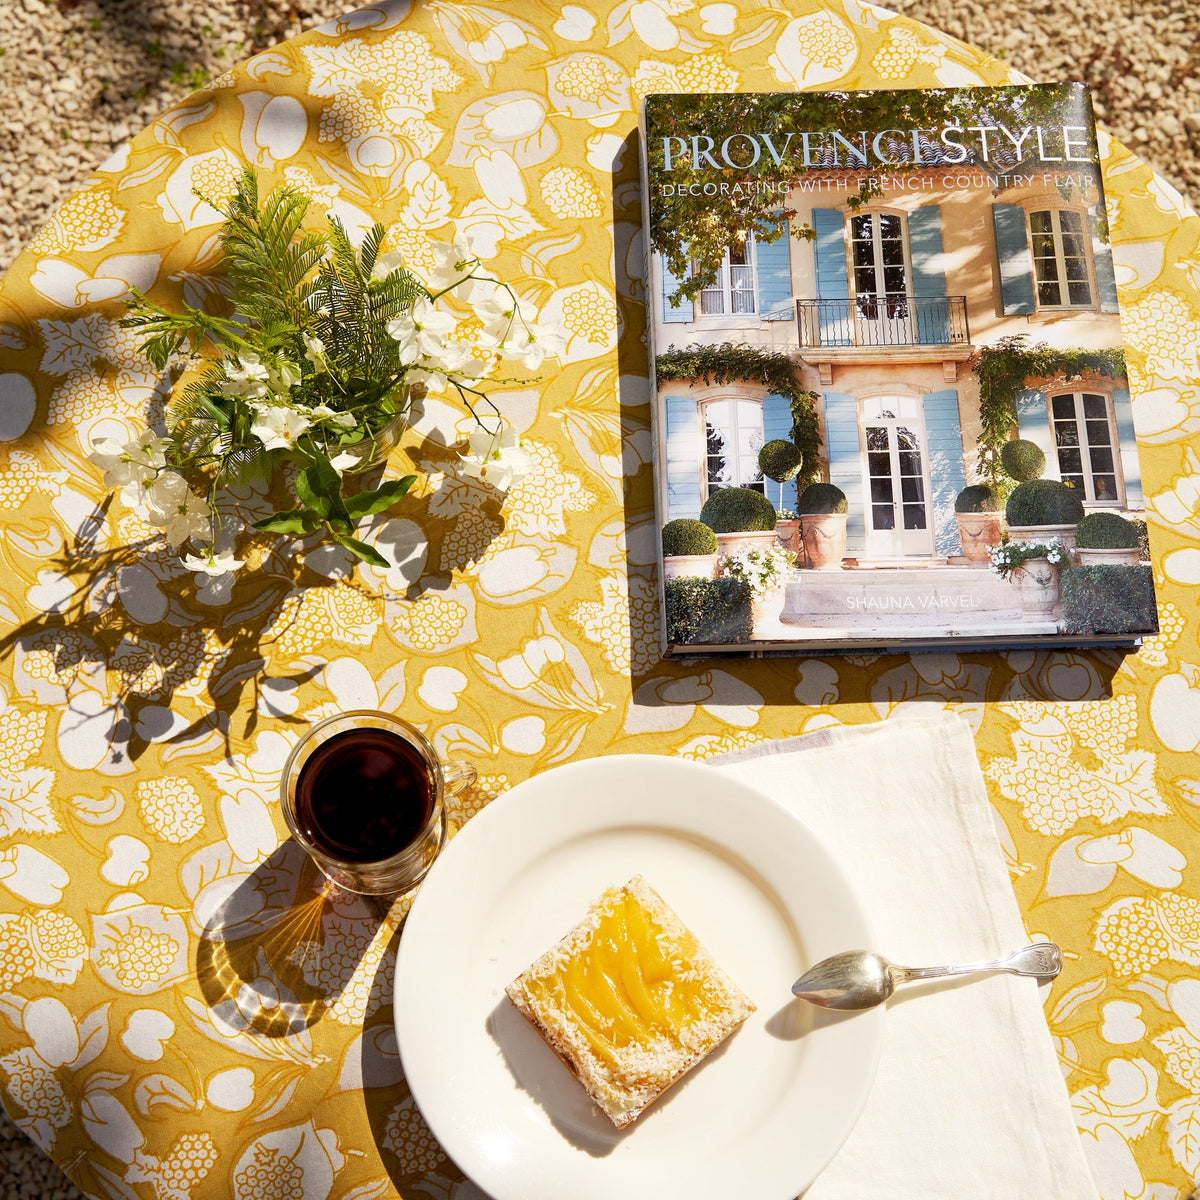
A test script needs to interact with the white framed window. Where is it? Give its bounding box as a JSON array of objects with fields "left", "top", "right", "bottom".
[
  {"left": 849, "top": 211, "right": 910, "bottom": 318},
  {"left": 702, "top": 398, "right": 764, "bottom": 499},
  {"left": 1049, "top": 391, "right": 1121, "bottom": 503},
  {"left": 1028, "top": 208, "right": 1093, "bottom": 308},
  {"left": 697, "top": 232, "right": 756, "bottom": 316}
]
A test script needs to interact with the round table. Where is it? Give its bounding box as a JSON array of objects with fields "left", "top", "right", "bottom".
[{"left": 1, "top": 2, "right": 1199, "bottom": 1198}]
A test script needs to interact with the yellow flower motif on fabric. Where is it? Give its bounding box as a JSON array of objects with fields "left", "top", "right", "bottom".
[
  {"left": 292, "top": 914, "right": 393, "bottom": 1026},
  {"left": 561, "top": 285, "right": 619, "bottom": 342},
  {"left": 137, "top": 778, "right": 206, "bottom": 844},
  {"left": 441, "top": 511, "right": 503, "bottom": 571},
  {"left": 21, "top": 632, "right": 103, "bottom": 689},
  {"left": 0, "top": 708, "right": 57, "bottom": 838},
  {"left": 570, "top": 573, "right": 659, "bottom": 676},
  {"left": 1121, "top": 289, "right": 1200, "bottom": 381},
  {"left": 111, "top": 637, "right": 165, "bottom": 697},
  {"left": 631, "top": 50, "right": 739, "bottom": 100},
  {"left": 506, "top": 441, "right": 595, "bottom": 540},
  {"left": 127, "top": 1133, "right": 219, "bottom": 1199},
  {"left": 0, "top": 921, "right": 37, "bottom": 989},
  {"left": 382, "top": 1096, "right": 446, "bottom": 1175},
  {"left": 447, "top": 773, "right": 510, "bottom": 823},
  {"left": 540, "top": 167, "right": 605, "bottom": 220},
  {"left": 1095, "top": 892, "right": 1200, "bottom": 973},
  {"left": 97, "top": 924, "right": 178, "bottom": 990},
  {"left": 1137, "top": 602, "right": 1185, "bottom": 669},
  {"left": 388, "top": 593, "right": 468, "bottom": 652},
  {"left": 163, "top": 629, "right": 230, "bottom": 699},
  {"left": 0, "top": 708, "right": 48, "bottom": 768},
  {"left": 1155, "top": 1026, "right": 1200, "bottom": 1093},
  {"left": 27, "top": 187, "right": 125, "bottom": 255},
  {"left": 554, "top": 54, "right": 625, "bottom": 104},
  {"left": 268, "top": 584, "right": 380, "bottom": 659},
  {"left": 871, "top": 26, "right": 944, "bottom": 80},
  {"left": 985, "top": 700, "right": 1166, "bottom": 835},
  {"left": 233, "top": 1144, "right": 304, "bottom": 1200},
  {"left": 47, "top": 372, "right": 131, "bottom": 426},
  {"left": 0, "top": 1049, "right": 70, "bottom": 1148},
  {"left": 0, "top": 451, "right": 64, "bottom": 510},
  {"left": 92, "top": 904, "right": 189, "bottom": 995}
]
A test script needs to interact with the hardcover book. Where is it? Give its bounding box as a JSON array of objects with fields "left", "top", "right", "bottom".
[{"left": 640, "top": 83, "right": 1158, "bottom": 656}]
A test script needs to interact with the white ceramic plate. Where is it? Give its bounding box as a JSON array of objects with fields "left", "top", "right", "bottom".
[{"left": 394, "top": 754, "right": 882, "bottom": 1200}]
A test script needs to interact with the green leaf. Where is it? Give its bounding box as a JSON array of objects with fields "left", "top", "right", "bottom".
[
  {"left": 336, "top": 535, "right": 390, "bottom": 568},
  {"left": 295, "top": 459, "right": 351, "bottom": 525},
  {"left": 253, "top": 508, "right": 321, "bottom": 534},
  {"left": 343, "top": 475, "right": 417, "bottom": 519}
]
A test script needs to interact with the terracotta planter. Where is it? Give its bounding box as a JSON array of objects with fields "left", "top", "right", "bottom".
[
  {"left": 662, "top": 554, "right": 717, "bottom": 581},
  {"left": 751, "top": 590, "right": 784, "bottom": 630},
  {"left": 1007, "top": 523, "right": 1077, "bottom": 555},
  {"left": 714, "top": 529, "right": 781, "bottom": 558},
  {"left": 775, "top": 519, "right": 801, "bottom": 560},
  {"left": 799, "top": 512, "right": 848, "bottom": 571},
  {"left": 954, "top": 511, "right": 1005, "bottom": 564},
  {"left": 1075, "top": 546, "right": 1140, "bottom": 566},
  {"left": 1010, "top": 558, "right": 1061, "bottom": 616}
]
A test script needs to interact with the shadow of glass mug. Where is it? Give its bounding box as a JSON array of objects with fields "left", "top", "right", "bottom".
[{"left": 280, "top": 710, "right": 477, "bottom": 895}]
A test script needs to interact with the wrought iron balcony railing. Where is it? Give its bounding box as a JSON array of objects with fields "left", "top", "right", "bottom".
[{"left": 795, "top": 295, "right": 970, "bottom": 349}]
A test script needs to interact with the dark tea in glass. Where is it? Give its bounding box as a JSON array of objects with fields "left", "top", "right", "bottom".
[
  {"left": 294, "top": 728, "right": 433, "bottom": 863},
  {"left": 281, "top": 711, "right": 476, "bottom": 895}
]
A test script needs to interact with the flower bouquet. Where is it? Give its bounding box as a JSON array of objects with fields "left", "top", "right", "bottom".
[
  {"left": 90, "top": 168, "right": 563, "bottom": 576},
  {"left": 718, "top": 542, "right": 796, "bottom": 600},
  {"left": 987, "top": 538, "right": 1069, "bottom": 580}
]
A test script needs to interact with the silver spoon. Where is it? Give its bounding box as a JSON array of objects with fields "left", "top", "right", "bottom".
[{"left": 791, "top": 942, "right": 1063, "bottom": 1010}]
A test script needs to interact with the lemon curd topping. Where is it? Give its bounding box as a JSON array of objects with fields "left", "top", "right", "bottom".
[
  {"left": 505, "top": 876, "right": 756, "bottom": 1126},
  {"left": 524, "top": 885, "right": 723, "bottom": 1067}
]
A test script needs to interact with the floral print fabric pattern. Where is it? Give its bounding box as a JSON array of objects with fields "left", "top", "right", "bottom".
[{"left": 0, "top": 1, "right": 1198, "bottom": 1198}]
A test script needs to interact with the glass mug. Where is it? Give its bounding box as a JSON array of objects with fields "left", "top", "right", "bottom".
[{"left": 280, "top": 711, "right": 477, "bottom": 895}]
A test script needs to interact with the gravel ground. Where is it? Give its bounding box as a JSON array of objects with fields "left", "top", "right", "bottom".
[{"left": 1, "top": 0, "right": 1199, "bottom": 1195}]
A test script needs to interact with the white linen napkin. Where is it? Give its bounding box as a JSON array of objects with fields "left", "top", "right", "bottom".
[{"left": 710, "top": 713, "right": 1098, "bottom": 1200}]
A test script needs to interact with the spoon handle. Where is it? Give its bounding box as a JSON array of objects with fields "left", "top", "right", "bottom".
[{"left": 891, "top": 942, "right": 1062, "bottom": 986}]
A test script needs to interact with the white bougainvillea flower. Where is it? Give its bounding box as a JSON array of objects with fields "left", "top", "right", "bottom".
[
  {"left": 303, "top": 334, "right": 329, "bottom": 372},
  {"left": 425, "top": 232, "right": 484, "bottom": 292},
  {"left": 250, "top": 404, "right": 311, "bottom": 451},
  {"left": 275, "top": 360, "right": 302, "bottom": 389},
  {"left": 219, "top": 352, "right": 271, "bottom": 400},
  {"left": 142, "top": 471, "right": 212, "bottom": 547},
  {"left": 370, "top": 249, "right": 406, "bottom": 281},
  {"left": 182, "top": 548, "right": 245, "bottom": 577},
  {"left": 386, "top": 297, "right": 459, "bottom": 365},
  {"left": 88, "top": 432, "right": 171, "bottom": 506},
  {"left": 459, "top": 425, "right": 534, "bottom": 491}
]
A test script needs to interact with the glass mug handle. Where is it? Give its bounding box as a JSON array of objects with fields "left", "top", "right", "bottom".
[{"left": 442, "top": 760, "right": 477, "bottom": 796}]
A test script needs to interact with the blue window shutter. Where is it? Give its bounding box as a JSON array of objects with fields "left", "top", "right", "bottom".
[
  {"left": 762, "top": 393, "right": 797, "bottom": 511},
  {"left": 822, "top": 391, "right": 864, "bottom": 553},
  {"left": 812, "top": 209, "right": 851, "bottom": 347},
  {"left": 923, "top": 389, "right": 966, "bottom": 556},
  {"left": 660, "top": 249, "right": 694, "bottom": 324},
  {"left": 991, "top": 204, "right": 1036, "bottom": 316},
  {"left": 755, "top": 233, "right": 792, "bottom": 320},
  {"left": 1111, "top": 388, "right": 1142, "bottom": 506},
  {"left": 664, "top": 395, "right": 701, "bottom": 520},
  {"left": 1090, "top": 212, "right": 1119, "bottom": 314},
  {"left": 1015, "top": 389, "right": 1056, "bottom": 479},
  {"left": 908, "top": 206, "right": 951, "bottom": 344}
]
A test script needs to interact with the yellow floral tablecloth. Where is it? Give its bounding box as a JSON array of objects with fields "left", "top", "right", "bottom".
[{"left": 0, "top": 1, "right": 1199, "bottom": 1197}]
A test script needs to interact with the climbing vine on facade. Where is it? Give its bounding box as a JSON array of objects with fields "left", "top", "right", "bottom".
[{"left": 656, "top": 342, "right": 821, "bottom": 483}]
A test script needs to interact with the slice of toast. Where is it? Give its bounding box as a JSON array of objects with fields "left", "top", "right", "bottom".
[{"left": 505, "top": 876, "right": 755, "bottom": 1128}]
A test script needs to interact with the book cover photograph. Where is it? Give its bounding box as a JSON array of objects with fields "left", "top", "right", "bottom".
[{"left": 641, "top": 83, "right": 1157, "bottom": 656}]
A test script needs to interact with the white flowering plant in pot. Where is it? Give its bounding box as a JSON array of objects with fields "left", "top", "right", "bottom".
[
  {"left": 718, "top": 542, "right": 796, "bottom": 600},
  {"left": 90, "top": 169, "right": 562, "bottom": 576},
  {"left": 988, "top": 538, "right": 1069, "bottom": 580}
]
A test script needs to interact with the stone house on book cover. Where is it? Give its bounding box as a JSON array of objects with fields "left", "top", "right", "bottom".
[{"left": 648, "top": 93, "right": 1138, "bottom": 565}]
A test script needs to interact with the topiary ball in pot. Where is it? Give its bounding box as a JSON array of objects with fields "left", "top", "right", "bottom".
[
  {"left": 757, "top": 439, "right": 803, "bottom": 483},
  {"left": 797, "top": 482, "right": 848, "bottom": 515},
  {"left": 1000, "top": 439, "right": 1047, "bottom": 483},
  {"left": 1075, "top": 511, "right": 1140, "bottom": 549},
  {"left": 699, "top": 486, "right": 778, "bottom": 533},
  {"left": 954, "top": 484, "right": 1003, "bottom": 513},
  {"left": 1005, "top": 478, "right": 1085, "bottom": 527},
  {"left": 662, "top": 518, "right": 718, "bottom": 557}
]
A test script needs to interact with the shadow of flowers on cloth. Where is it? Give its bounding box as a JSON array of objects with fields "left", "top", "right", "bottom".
[
  {"left": 195, "top": 839, "right": 410, "bottom": 1038},
  {"left": 0, "top": 429, "right": 508, "bottom": 765}
]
